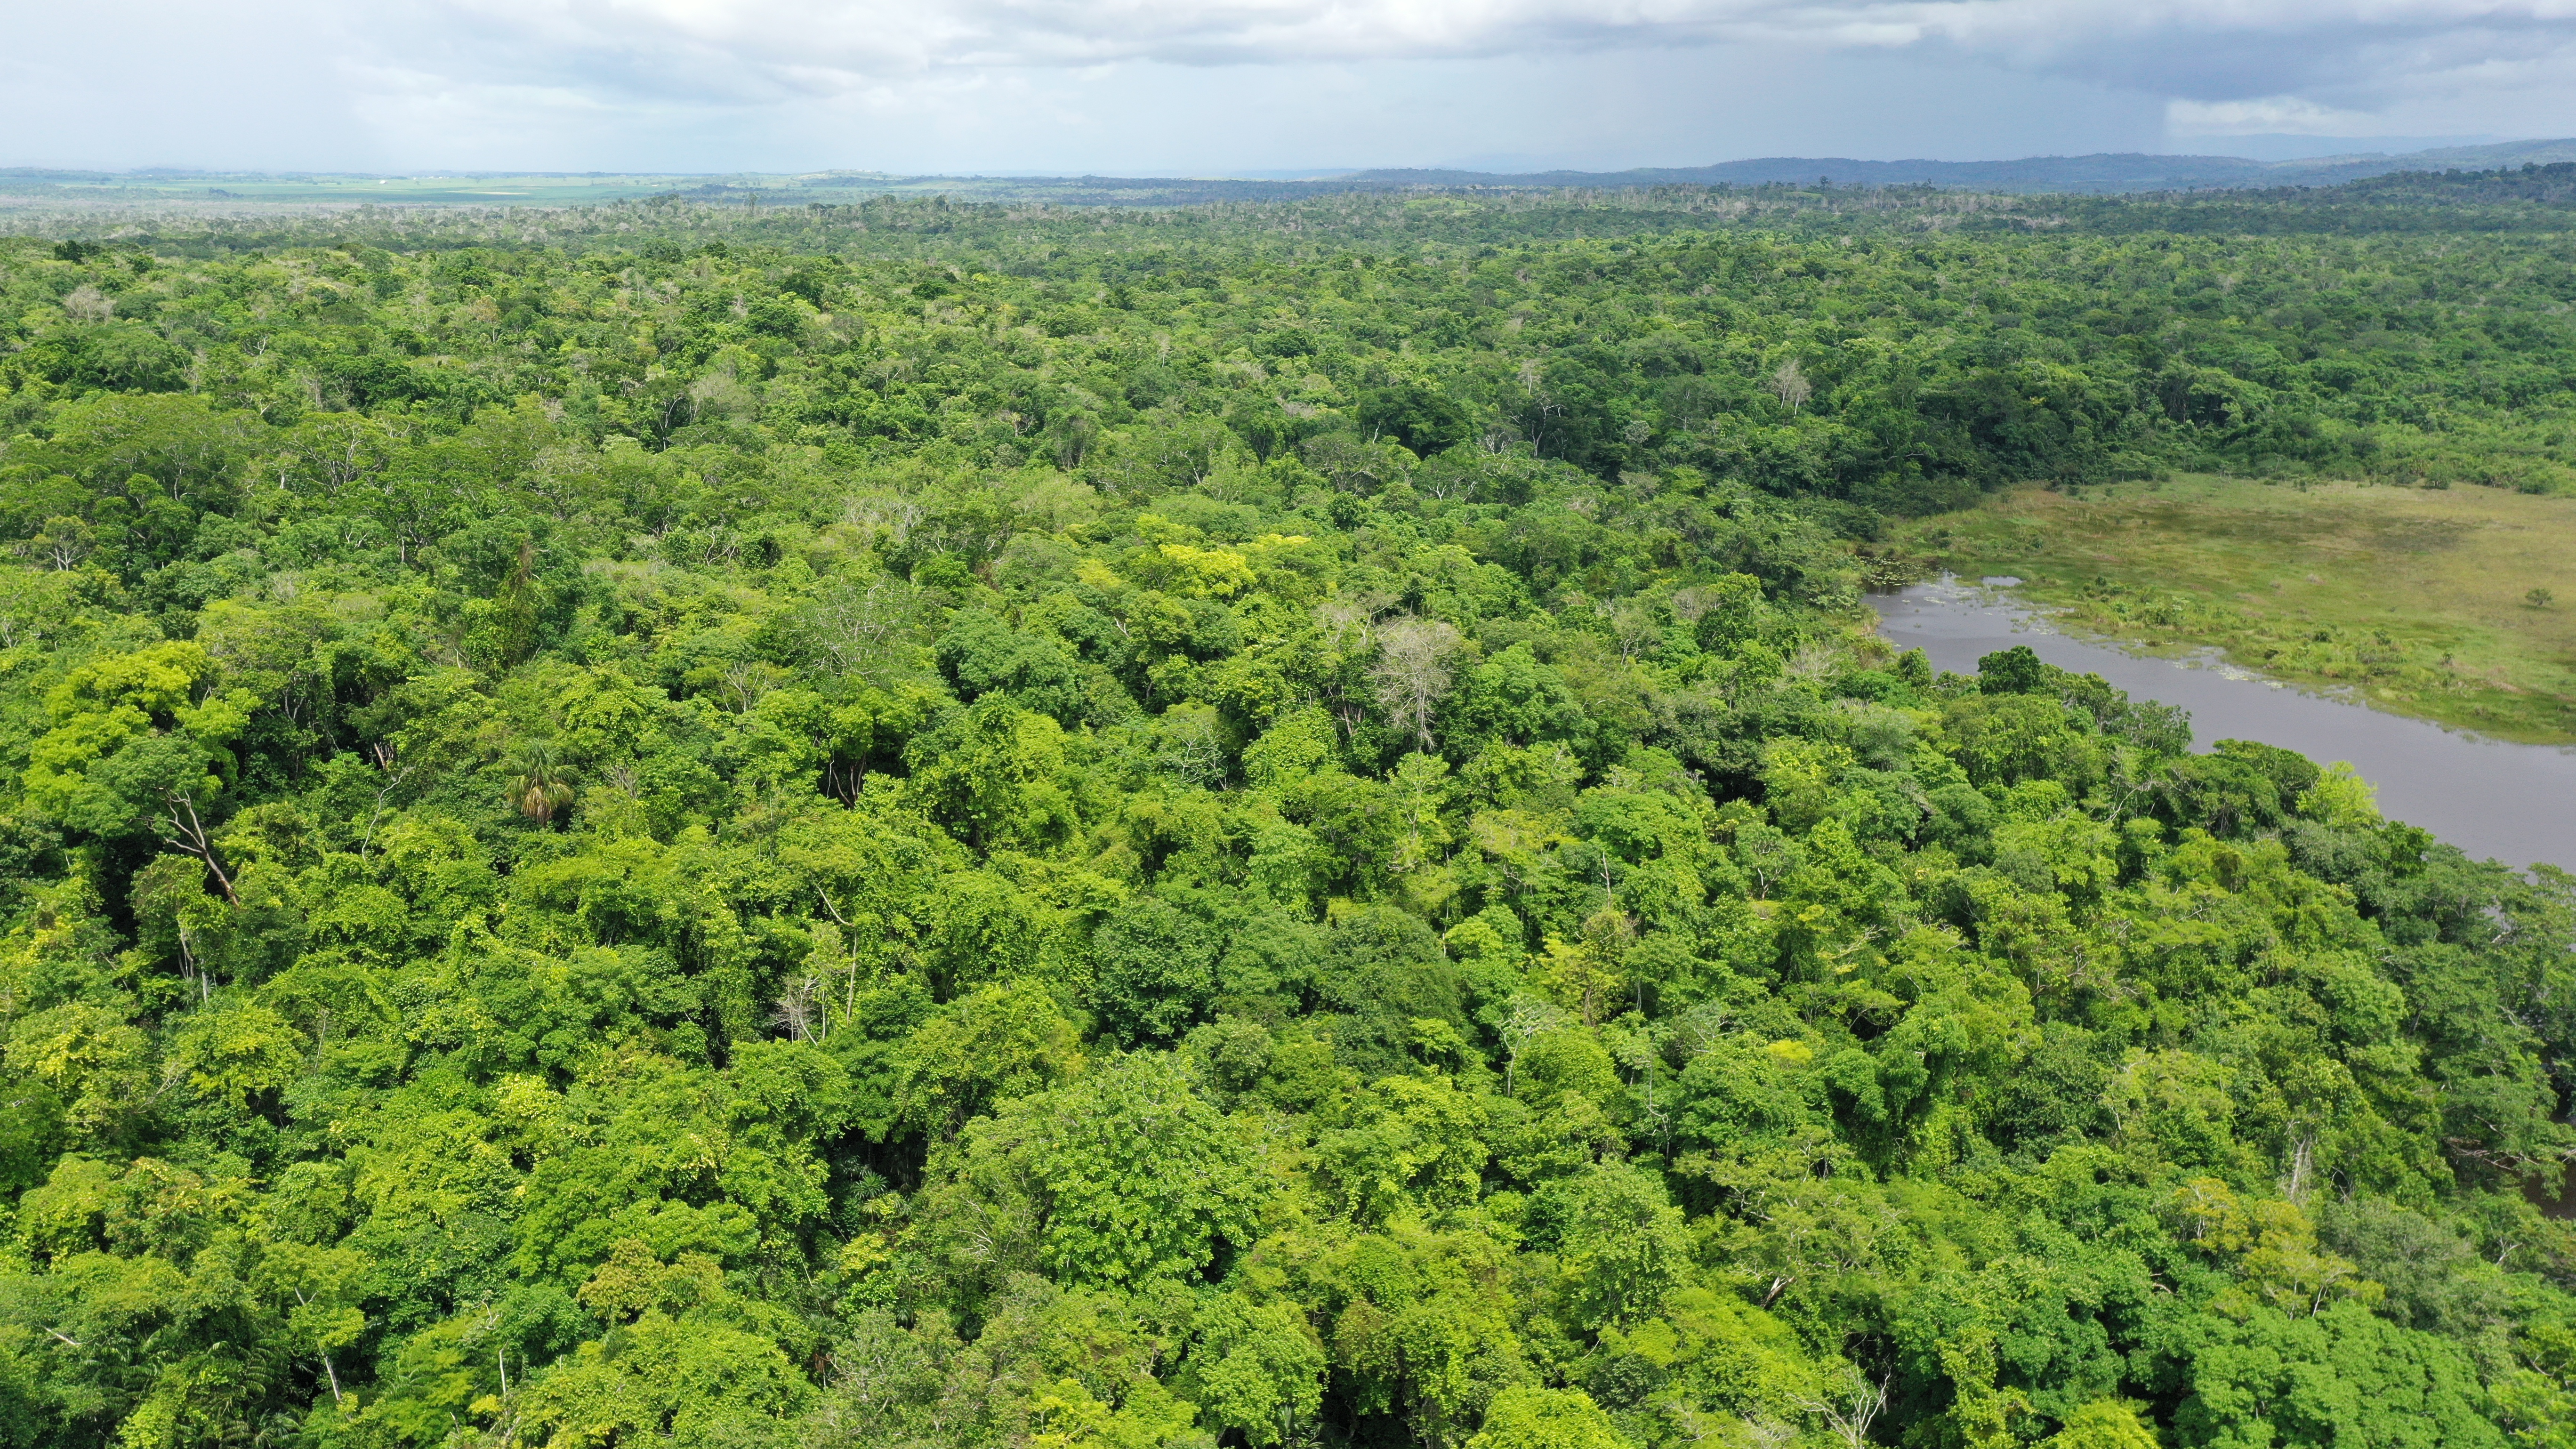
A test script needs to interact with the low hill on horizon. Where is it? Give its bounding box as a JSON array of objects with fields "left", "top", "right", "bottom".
[
  {"left": 8, "top": 137, "right": 2576, "bottom": 210},
  {"left": 1318, "top": 137, "right": 2576, "bottom": 194}
]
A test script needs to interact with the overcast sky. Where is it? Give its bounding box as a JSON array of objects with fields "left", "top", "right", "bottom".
[{"left": 3, "top": 0, "right": 2572, "bottom": 174}]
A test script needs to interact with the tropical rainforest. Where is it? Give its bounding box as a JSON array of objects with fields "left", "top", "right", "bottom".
[{"left": 2, "top": 177, "right": 2576, "bottom": 1449}]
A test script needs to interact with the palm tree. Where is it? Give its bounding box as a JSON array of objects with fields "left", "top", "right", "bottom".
[{"left": 503, "top": 741, "right": 576, "bottom": 825}]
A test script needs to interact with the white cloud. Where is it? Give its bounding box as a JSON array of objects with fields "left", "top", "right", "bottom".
[
  {"left": 375, "top": 0, "right": 2576, "bottom": 102},
  {"left": 1, "top": 0, "right": 2571, "bottom": 170},
  {"left": 305, "top": 0, "right": 2576, "bottom": 166},
  {"left": 2167, "top": 96, "right": 2383, "bottom": 137}
]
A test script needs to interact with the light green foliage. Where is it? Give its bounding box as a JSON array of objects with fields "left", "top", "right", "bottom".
[
  {"left": 163, "top": 998, "right": 302, "bottom": 1106},
  {"left": 0, "top": 202, "right": 2565, "bottom": 1449},
  {"left": 1467, "top": 1386, "right": 1630, "bottom": 1449},
  {"left": 917, "top": 1053, "right": 1261, "bottom": 1295},
  {"left": 1552, "top": 1161, "right": 1692, "bottom": 1333},
  {"left": 1318, "top": 1072, "right": 1491, "bottom": 1224},
  {"left": 1183, "top": 1294, "right": 1328, "bottom": 1446},
  {"left": 895, "top": 980, "right": 1084, "bottom": 1138},
  {"left": 23, "top": 642, "right": 251, "bottom": 839},
  {"left": 2047, "top": 1400, "right": 2162, "bottom": 1449},
  {"left": 2176, "top": 1300, "right": 2504, "bottom": 1449},
  {"left": 512, "top": 1310, "right": 807, "bottom": 1449},
  {"left": 2300, "top": 761, "right": 2384, "bottom": 829}
]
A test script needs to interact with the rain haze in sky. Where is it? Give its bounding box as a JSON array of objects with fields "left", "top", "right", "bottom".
[{"left": 3, "top": 0, "right": 2572, "bottom": 173}]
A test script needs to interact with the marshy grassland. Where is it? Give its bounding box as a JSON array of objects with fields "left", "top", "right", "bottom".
[{"left": 1892, "top": 475, "right": 2576, "bottom": 742}]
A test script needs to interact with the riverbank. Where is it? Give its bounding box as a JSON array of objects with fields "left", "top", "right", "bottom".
[
  {"left": 1875, "top": 577, "right": 2576, "bottom": 866},
  {"left": 1886, "top": 477, "right": 2576, "bottom": 743},
  {"left": 1869, "top": 578, "right": 2576, "bottom": 871}
]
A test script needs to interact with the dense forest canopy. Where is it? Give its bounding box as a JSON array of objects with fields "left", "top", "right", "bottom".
[{"left": 2, "top": 188, "right": 2576, "bottom": 1449}]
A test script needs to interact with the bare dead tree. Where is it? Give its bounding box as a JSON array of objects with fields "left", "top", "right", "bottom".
[
  {"left": 60, "top": 286, "right": 115, "bottom": 323},
  {"left": 1792, "top": 1369, "right": 1888, "bottom": 1449},
  {"left": 36, "top": 517, "right": 94, "bottom": 572},
  {"left": 1370, "top": 616, "right": 1464, "bottom": 751},
  {"left": 1153, "top": 705, "right": 1230, "bottom": 788},
  {"left": 358, "top": 742, "right": 410, "bottom": 857},
  {"left": 158, "top": 793, "right": 241, "bottom": 908},
  {"left": 799, "top": 575, "right": 922, "bottom": 684},
  {"left": 770, "top": 972, "right": 828, "bottom": 1043},
  {"left": 1770, "top": 359, "right": 1813, "bottom": 414}
]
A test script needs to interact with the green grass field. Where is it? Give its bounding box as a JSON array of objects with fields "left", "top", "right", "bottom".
[{"left": 1891, "top": 476, "right": 2576, "bottom": 742}]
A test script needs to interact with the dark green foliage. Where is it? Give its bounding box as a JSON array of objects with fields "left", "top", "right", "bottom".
[
  {"left": 0, "top": 199, "right": 2570, "bottom": 1449},
  {"left": 1089, "top": 895, "right": 1219, "bottom": 1044},
  {"left": 1979, "top": 644, "right": 2049, "bottom": 695}
]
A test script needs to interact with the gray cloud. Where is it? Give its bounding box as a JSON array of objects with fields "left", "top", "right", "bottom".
[
  {"left": 0, "top": 0, "right": 2569, "bottom": 172},
  {"left": 371, "top": 0, "right": 2576, "bottom": 106}
]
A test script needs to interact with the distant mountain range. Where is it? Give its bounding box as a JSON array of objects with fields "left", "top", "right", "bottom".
[
  {"left": 1308, "top": 138, "right": 2576, "bottom": 194},
  {"left": 765, "top": 137, "right": 2576, "bottom": 203},
  {"left": 9, "top": 137, "right": 2576, "bottom": 210}
]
